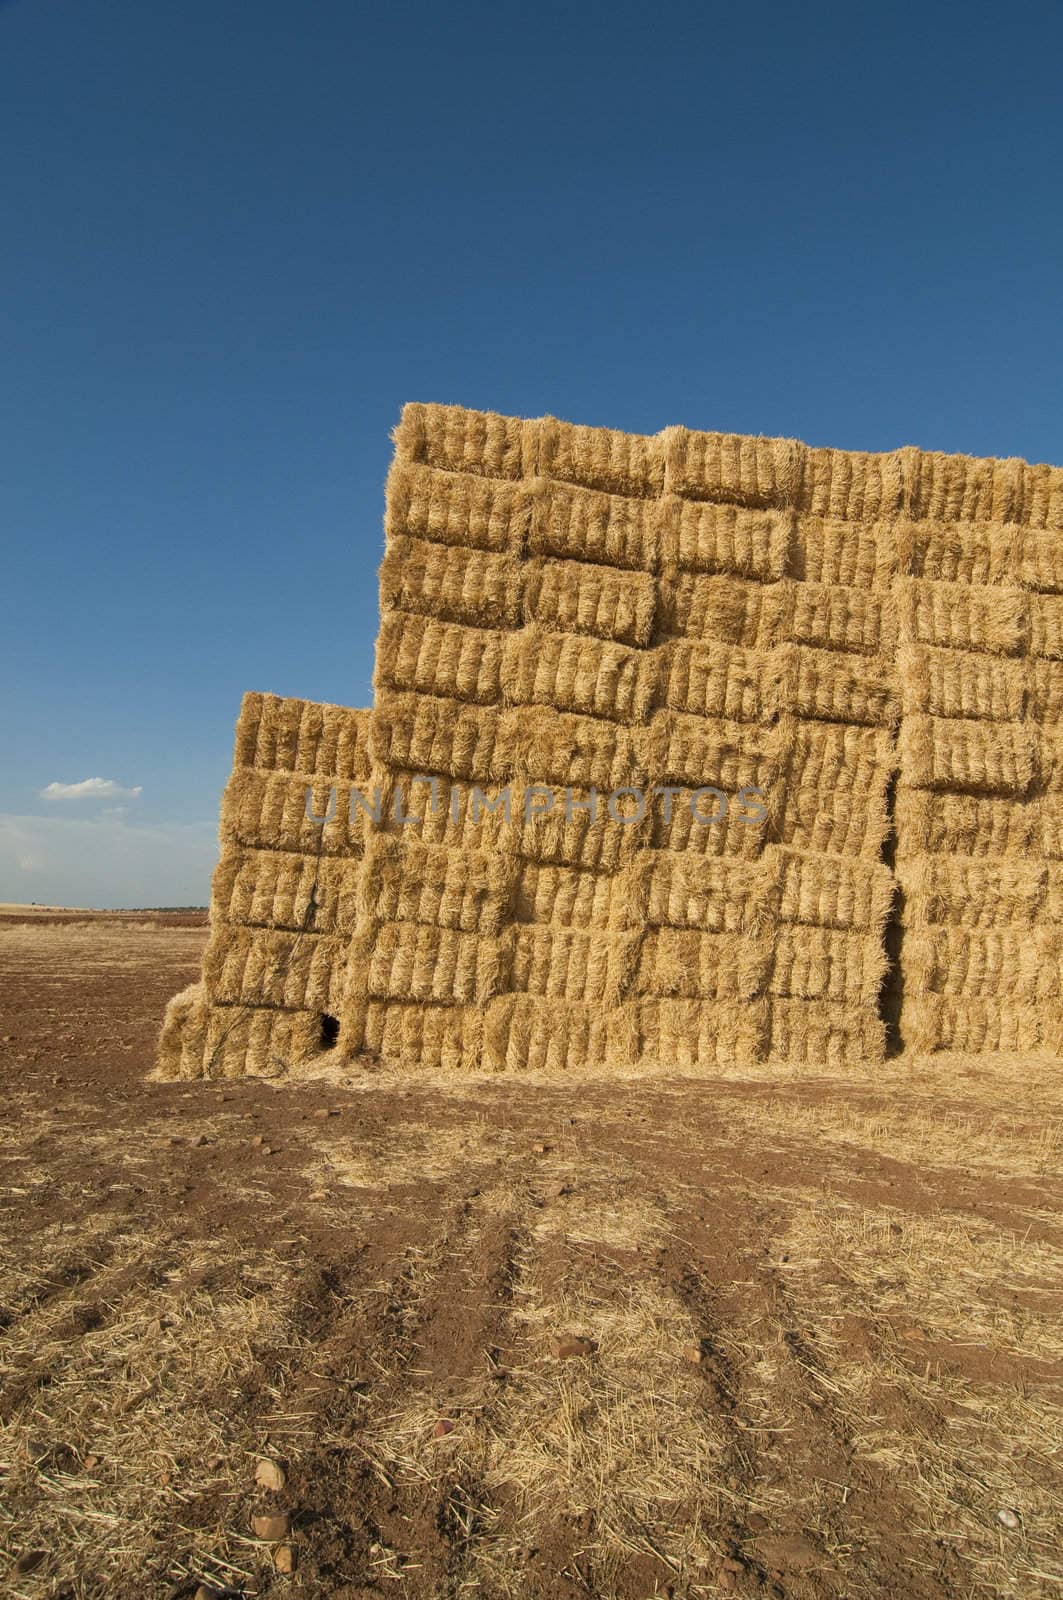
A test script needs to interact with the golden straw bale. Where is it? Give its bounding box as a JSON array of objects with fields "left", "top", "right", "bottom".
[
  {"left": 1029, "top": 660, "right": 1063, "bottom": 721},
  {"left": 201, "top": 1004, "right": 327, "bottom": 1079},
  {"left": 773, "top": 848, "right": 894, "bottom": 931},
  {"left": 1020, "top": 527, "right": 1063, "bottom": 594},
  {"left": 638, "top": 997, "right": 770, "bottom": 1068},
  {"left": 654, "top": 573, "right": 791, "bottom": 647},
  {"left": 511, "top": 926, "right": 642, "bottom": 1005},
  {"left": 523, "top": 555, "right": 657, "bottom": 646},
  {"left": 212, "top": 847, "right": 361, "bottom": 935},
  {"left": 899, "top": 714, "right": 1036, "bottom": 796},
  {"left": 899, "top": 855, "right": 1047, "bottom": 930},
  {"left": 898, "top": 643, "right": 1027, "bottom": 721},
  {"left": 788, "top": 645, "right": 899, "bottom": 728},
  {"left": 501, "top": 624, "right": 657, "bottom": 723},
  {"left": 155, "top": 982, "right": 208, "bottom": 1080},
  {"left": 896, "top": 577, "right": 1026, "bottom": 654},
  {"left": 793, "top": 517, "right": 896, "bottom": 589},
  {"left": 201, "top": 925, "right": 347, "bottom": 1013},
  {"left": 513, "top": 861, "right": 623, "bottom": 928},
  {"left": 234, "top": 693, "right": 371, "bottom": 781},
  {"left": 771, "top": 926, "right": 888, "bottom": 1005},
  {"left": 894, "top": 790, "right": 1037, "bottom": 859},
  {"left": 653, "top": 497, "right": 792, "bottom": 581},
  {"left": 394, "top": 401, "right": 527, "bottom": 480},
  {"left": 895, "top": 517, "right": 1026, "bottom": 586},
  {"left": 379, "top": 536, "right": 522, "bottom": 629},
  {"left": 1029, "top": 592, "right": 1063, "bottom": 659},
  {"left": 664, "top": 428, "right": 803, "bottom": 510},
  {"left": 635, "top": 928, "right": 772, "bottom": 1000},
  {"left": 375, "top": 612, "right": 504, "bottom": 705},
  {"left": 538, "top": 413, "right": 664, "bottom": 499},
  {"left": 901, "top": 994, "right": 1044, "bottom": 1055},
  {"left": 767, "top": 999, "right": 885, "bottom": 1066},
  {"left": 494, "top": 704, "right": 641, "bottom": 789},
  {"left": 657, "top": 638, "right": 781, "bottom": 723},
  {"left": 527, "top": 480, "right": 653, "bottom": 570},
  {"left": 369, "top": 690, "right": 502, "bottom": 781},
  {"left": 789, "top": 581, "right": 890, "bottom": 654},
  {"left": 905, "top": 927, "right": 1060, "bottom": 1002},
  {"left": 636, "top": 851, "right": 776, "bottom": 933},
  {"left": 349, "top": 998, "right": 483, "bottom": 1071},
  {"left": 385, "top": 458, "right": 531, "bottom": 553},
  {"left": 220, "top": 768, "right": 370, "bottom": 856},
  {"left": 358, "top": 834, "right": 516, "bottom": 934},
  {"left": 483, "top": 995, "right": 610, "bottom": 1072},
  {"left": 353, "top": 920, "right": 510, "bottom": 1006}
]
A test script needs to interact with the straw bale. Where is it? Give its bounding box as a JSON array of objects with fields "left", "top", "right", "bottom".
[
  {"left": 212, "top": 847, "right": 361, "bottom": 935},
  {"left": 379, "top": 536, "right": 521, "bottom": 629},
  {"left": 201, "top": 925, "right": 347, "bottom": 1013},
  {"left": 385, "top": 458, "right": 531, "bottom": 553},
  {"left": 483, "top": 995, "right": 610, "bottom": 1072},
  {"left": 896, "top": 577, "right": 1026, "bottom": 654},
  {"left": 770, "top": 926, "right": 887, "bottom": 1005},
  {"left": 375, "top": 612, "right": 505, "bottom": 704},
  {"left": 904, "top": 927, "right": 1060, "bottom": 1002},
  {"left": 513, "top": 862, "right": 625, "bottom": 929},
  {"left": 369, "top": 690, "right": 503, "bottom": 780},
  {"left": 348, "top": 998, "right": 484, "bottom": 1070},
  {"left": 899, "top": 856, "right": 1048, "bottom": 930},
  {"left": 1029, "top": 660, "right": 1063, "bottom": 721},
  {"left": 654, "top": 573, "right": 790, "bottom": 647},
  {"left": 500, "top": 624, "right": 657, "bottom": 723},
  {"left": 511, "top": 926, "right": 642, "bottom": 1005},
  {"left": 788, "top": 645, "right": 899, "bottom": 727},
  {"left": 354, "top": 920, "right": 509, "bottom": 1005},
  {"left": 894, "top": 790, "right": 1036, "bottom": 859},
  {"left": 199, "top": 1003, "right": 327, "bottom": 1079},
  {"left": 657, "top": 638, "right": 780, "bottom": 723},
  {"left": 1029, "top": 592, "right": 1063, "bottom": 659},
  {"left": 539, "top": 413, "right": 665, "bottom": 499},
  {"left": 653, "top": 496, "right": 791, "bottom": 580},
  {"left": 493, "top": 704, "right": 641, "bottom": 789},
  {"left": 1020, "top": 527, "right": 1063, "bottom": 593},
  {"left": 898, "top": 643, "right": 1027, "bottom": 721},
  {"left": 234, "top": 693, "right": 372, "bottom": 782},
  {"left": 895, "top": 518, "right": 1026, "bottom": 586},
  {"left": 789, "top": 581, "right": 890, "bottom": 654},
  {"left": 527, "top": 480, "right": 653, "bottom": 570},
  {"left": 901, "top": 994, "right": 1045, "bottom": 1055},
  {"left": 395, "top": 401, "right": 529, "bottom": 481},
  {"left": 635, "top": 927, "right": 772, "bottom": 1000},
  {"left": 357, "top": 833, "right": 516, "bottom": 933},
  {"left": 773, "top": 848, "right": 894, "bottom": 931},
  {"left": 156, "top": 983, "right": 208, "bottom": 1080},
  {"left": 219, "top": 768, "right": 370, "bottom": 856},
  {"left": 898, "top": 714, "right": 1036, "bottom": 797},
  {"left": 638, "top": 997, "right": 770, "bottom": 1067},
  {"left": 767, "top": 999, "right": 885, "bottom": 1066},
  {"left": 523, "top": 555, "right": 657, "bottom": 645},
  {"left": 794, "top": 517, "right": 896, "bottom": 590},
  {"left": 636, "top": 851, "right": 776, "bottom": 933}
]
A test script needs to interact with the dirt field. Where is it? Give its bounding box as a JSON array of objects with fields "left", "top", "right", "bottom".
[{"left": 0, "top": 913, "right": 1060, "bottom": 1600}]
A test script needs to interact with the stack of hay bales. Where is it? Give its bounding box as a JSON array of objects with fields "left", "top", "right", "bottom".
[
  {"left": 895, "top": 509, "right": 1063, "bottom": 1053},
  {"left": 157, "top": 694, "right": 372, "bottom": 1077},
  {"left": 158, "top": 403, "right": 1062, "bottom": 1077}
]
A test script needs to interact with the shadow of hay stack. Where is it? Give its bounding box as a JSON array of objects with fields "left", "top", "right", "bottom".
[{"left": 158, "top": 404, "right": 1063, "bottom": 1077}]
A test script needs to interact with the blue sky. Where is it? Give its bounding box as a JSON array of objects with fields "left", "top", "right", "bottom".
[{"left": 2, "top": 0, "right": 1061, "bottom": 905}]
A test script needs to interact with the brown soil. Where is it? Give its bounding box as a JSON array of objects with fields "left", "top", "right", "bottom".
[{"left": 0, "top": 912, "right": 1060, "bottom": 1599}]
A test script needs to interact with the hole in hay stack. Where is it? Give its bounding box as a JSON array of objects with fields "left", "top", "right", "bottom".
[
  {"left": 319, "top": 1013, "right": 340, "bottom": 1050},
  {"left": 878, "top": 771, "right": 904, "bottom": 1057}
]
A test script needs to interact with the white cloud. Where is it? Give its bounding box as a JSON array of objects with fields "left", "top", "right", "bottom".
[
  {"left": 40, "top": 777, "right": 143, "bottom": 803},
  {"left": 0, "top": 814, "right": 216, "bottom": 908}
]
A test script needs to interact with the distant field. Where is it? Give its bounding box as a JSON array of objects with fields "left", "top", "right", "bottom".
[{"left": 0, "top": 909, "right": 1060, "bottom": 1599}]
